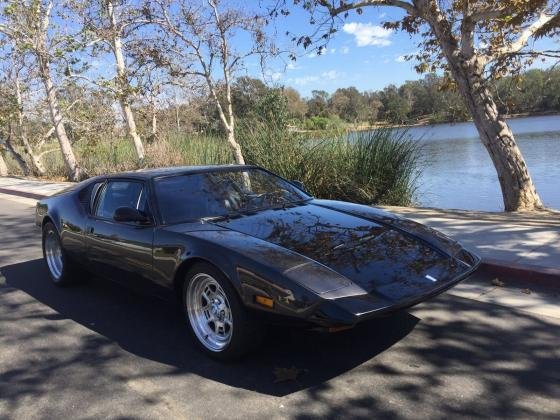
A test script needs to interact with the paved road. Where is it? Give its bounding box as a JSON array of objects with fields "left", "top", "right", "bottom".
[{"left": 1, "top": 196, "right": 559, "bottom": 419}]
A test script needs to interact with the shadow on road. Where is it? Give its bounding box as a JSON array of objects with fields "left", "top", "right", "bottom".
[{"left": 2, "top": 258, "right": 418, "bottom": 397}]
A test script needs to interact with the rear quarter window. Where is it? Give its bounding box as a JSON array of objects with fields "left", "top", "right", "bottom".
[{"left": 77, "top": 181, "right": 104, "bottom": 214}]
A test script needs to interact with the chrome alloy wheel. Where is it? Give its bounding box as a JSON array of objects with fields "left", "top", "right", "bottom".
[
  {"left": 45, "top": 230, "right": 63, "bottom": 280},
  {"left": 186, "top": 273, "right": 233, "bottom": 352}
]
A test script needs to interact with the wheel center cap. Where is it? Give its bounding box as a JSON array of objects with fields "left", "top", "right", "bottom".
[{"left": 211, "top": 298, "right": 225, "bottom": 318}]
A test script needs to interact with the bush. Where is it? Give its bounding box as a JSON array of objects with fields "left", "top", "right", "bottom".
[
  {"left": 302, "top": 116, "right": 345, "bottom": 131},
  {"left": 238, "top": 122, "right": 422, "bottom": 206}
]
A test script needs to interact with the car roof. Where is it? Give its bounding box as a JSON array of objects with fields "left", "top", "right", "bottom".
[{"left": 90, "top": 164, "right": 257, "bottom": 181}]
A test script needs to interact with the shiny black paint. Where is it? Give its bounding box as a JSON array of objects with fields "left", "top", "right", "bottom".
[{"left": 36, "top": 165, "right": 480, "bottom": 329}]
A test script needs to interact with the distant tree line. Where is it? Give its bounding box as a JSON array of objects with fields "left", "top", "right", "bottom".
[
  {"left": 150, "top": 67, "right": 560, "bottom": 133},
  {"left": 281, "top": 67, "right": 560, "bottom": 127}
]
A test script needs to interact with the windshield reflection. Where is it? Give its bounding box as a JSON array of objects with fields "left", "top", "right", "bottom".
[{"left": 154, "top": 168, "right": 310, "bottom": 224}]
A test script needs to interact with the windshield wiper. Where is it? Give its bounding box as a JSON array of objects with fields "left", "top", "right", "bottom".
[{"left": 201, "top": 210, "right": 243, "bottom": 223}]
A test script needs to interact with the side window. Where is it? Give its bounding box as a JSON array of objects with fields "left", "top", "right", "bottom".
[{"left": 95, "top": 181, "right": 144, "bottom": 219}]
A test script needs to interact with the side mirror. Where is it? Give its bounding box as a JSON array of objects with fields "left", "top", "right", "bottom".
[
  {"left": 290, "top": 180, "right": 306, "bottom": 191},
  {"left": 113, "top": 207, "right": 150, "bottom": 224}
]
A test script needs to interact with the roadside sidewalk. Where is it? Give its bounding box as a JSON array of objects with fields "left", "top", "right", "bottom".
[
  {"left": 1, "top": 176, "right": 558, "bottom": 287},
  {"left": 0, "top": 176, "right": 70, "bottom": 200},
  {"left": 383, "top": 205, "right": 560, "bottom": 287}
]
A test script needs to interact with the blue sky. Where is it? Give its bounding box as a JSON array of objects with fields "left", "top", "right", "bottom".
[
  {"left": 73, "top": 1, "right": 559, "bottom": 100},
  {"left": 240, "top": 5, "right": 560, "bottom": 98}
]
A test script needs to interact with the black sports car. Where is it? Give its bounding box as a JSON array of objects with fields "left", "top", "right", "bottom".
[{"left": 36, "top": 165, "right": 480, "bottom": 359}]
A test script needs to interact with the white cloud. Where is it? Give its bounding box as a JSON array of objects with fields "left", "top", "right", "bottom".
[
  {"left": 287, "top": 62, "right": 300, "bottom": 70},
  {"left": 342, "top": 22, "right": 393, "bottom": 47},
  {"left": 396, "top": 55, "right": 407, "bottom": 63},
  {"left": 321, "top": 70, "right": 339, "bottom": 80},
  {"left": 292, "top": 75, "right": 320, "bottom": 86},
  {"left": 289, "top": 70, "right": 341, "bottom": 86},
  {"left": 341, "top": 46, "right": 350, "bottom": 54}
]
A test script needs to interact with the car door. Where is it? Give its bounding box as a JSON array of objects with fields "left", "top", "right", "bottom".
[{"left": 86, "top": 179, "right": 155, "bottom": 288}]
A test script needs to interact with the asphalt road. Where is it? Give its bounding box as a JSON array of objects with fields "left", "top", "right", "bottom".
[{"left": 1, "top": 196, "right": 559, "bottom": 419}]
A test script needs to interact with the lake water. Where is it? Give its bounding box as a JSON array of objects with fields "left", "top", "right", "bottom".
[{"left": 404, "top": 115, "right": 560, "bottom": 211}]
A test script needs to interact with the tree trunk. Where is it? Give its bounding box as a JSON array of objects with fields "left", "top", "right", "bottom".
[
  {"left": 448, "top": 60, "right": 542, "bottom": 211},
  {"left": 151, "top": 103, "right": 157, "bottom": 142},
  {"left": 15, "top": 75, "right": 46, "bottom": 176},
  {"left": 119, "top": 98, "right": 145, "bottom": 161},
  {"left": 0, "top": 150, "right": 8, "bottom": 176},
  {"left": 427, "top": 15, "right": 543, "bottom": 211},
  {"left": 108, "top": 0, "right": 145, "bottom": 162},
  {"left": 38, "top": 54, "right": 83, "bottom": 181},
  {"left": 1, "top": 135, "right": 30, "bottom": 176},
  {"left": 226, "top": 128, "right": 245, "bottom": 165}
]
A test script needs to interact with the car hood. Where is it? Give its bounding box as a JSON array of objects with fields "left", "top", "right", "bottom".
[{"left": 209, "top": 202, "right": 470, "bottom": 302}]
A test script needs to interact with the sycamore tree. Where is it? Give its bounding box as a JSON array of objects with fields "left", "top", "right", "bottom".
[
  {"left": 0, "top": 0, "right": 84, "bottom": 181},
  {"left": 146, "top": 0, "right": 275, "bottom": 164},
  {"left": 283, "top": 0, "right": 560, "bottom": 211},
  {"left": 72, "top": 0, "right": 148, "bottom": 162}
]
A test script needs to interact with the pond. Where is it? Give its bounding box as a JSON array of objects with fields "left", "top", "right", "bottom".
[{"left": 404, "top": 114, "right": 560, "bottom": 211}]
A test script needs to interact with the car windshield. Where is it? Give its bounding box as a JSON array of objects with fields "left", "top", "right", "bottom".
[{"left": 154, "top": 168, "right": 311, "bottom": 224}]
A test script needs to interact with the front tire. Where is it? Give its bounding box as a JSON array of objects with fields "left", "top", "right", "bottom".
[
  {"left": 183, "top": 262, "right": 263, "bottom": 360},
  {"left": 42, "top": 222, "right": 76, "bottom": 286}
]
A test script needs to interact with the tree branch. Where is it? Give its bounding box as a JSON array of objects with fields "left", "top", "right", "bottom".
[
  {"left": 492, "top": 12, "right": 557, "bottom": 57},
  {"left": 318, "top": 0, "right": 417, "bottom": 17}
]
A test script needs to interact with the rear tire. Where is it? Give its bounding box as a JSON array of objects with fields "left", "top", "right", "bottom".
[
  {"left": 42, "top": 222, "right": 79, "bottom": 287},
  {"left": 182, "top": 262, "right": 263, "bottom": 361}
]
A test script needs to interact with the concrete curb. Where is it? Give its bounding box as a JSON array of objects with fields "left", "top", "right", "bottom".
[
  {"left": 0, "top": 187, "right": 47, "bottom": 201},
  {"left": 480, "top": 259, "right": 560, "bottom": 291}
]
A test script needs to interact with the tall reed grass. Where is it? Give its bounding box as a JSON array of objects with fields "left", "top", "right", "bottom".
[
  {"left": 4, "top": 125, "right": 422, "bottom": 206},
  {"left": 239, "top": 122, "right": 422, "bottom": 205}
]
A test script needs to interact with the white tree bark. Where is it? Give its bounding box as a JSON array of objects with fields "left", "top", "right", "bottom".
[
  {"left": 38, "top": 53, "right": 83, "bottom": 181},
  {"left": 14, "top": 74, "right": 45, "bottom": 176},
  {"left": 0, "top": 150, "right": 8, "bottom": 176},
  {"left": 1, "top": 136, "right": 29, "bottom": 175},
  {"left": 107, "top": 1, "right": 145, "bottom": 162},
  {"left": 151, "top": 106, "right": 157, "bottom": 141}
]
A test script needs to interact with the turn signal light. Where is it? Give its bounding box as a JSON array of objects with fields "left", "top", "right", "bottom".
[
  {"left": 255, "top": 295, "right": 274, "bottom": 309},
  {"left": 328, "top": 325, "right": 353, "bottom": 333}
]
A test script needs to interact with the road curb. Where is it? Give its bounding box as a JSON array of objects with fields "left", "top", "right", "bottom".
[
  {"left": 0, "top": 187, "right": 47, "bottom": 201},
  {"left": 480, "top": 259, "right": 560, "bottom": 291}
]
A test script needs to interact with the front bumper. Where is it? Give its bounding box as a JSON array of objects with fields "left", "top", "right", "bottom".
[{"left": 308, "top": 255, "right": 481, "bottom": 329}]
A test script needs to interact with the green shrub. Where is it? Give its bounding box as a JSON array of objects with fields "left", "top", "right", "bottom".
[
  {"left": 238, "top": 122, "right": 422, "bottom": 206},
  {"left": 302, "top": 116, "right": 345, "bottom": 131}
]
